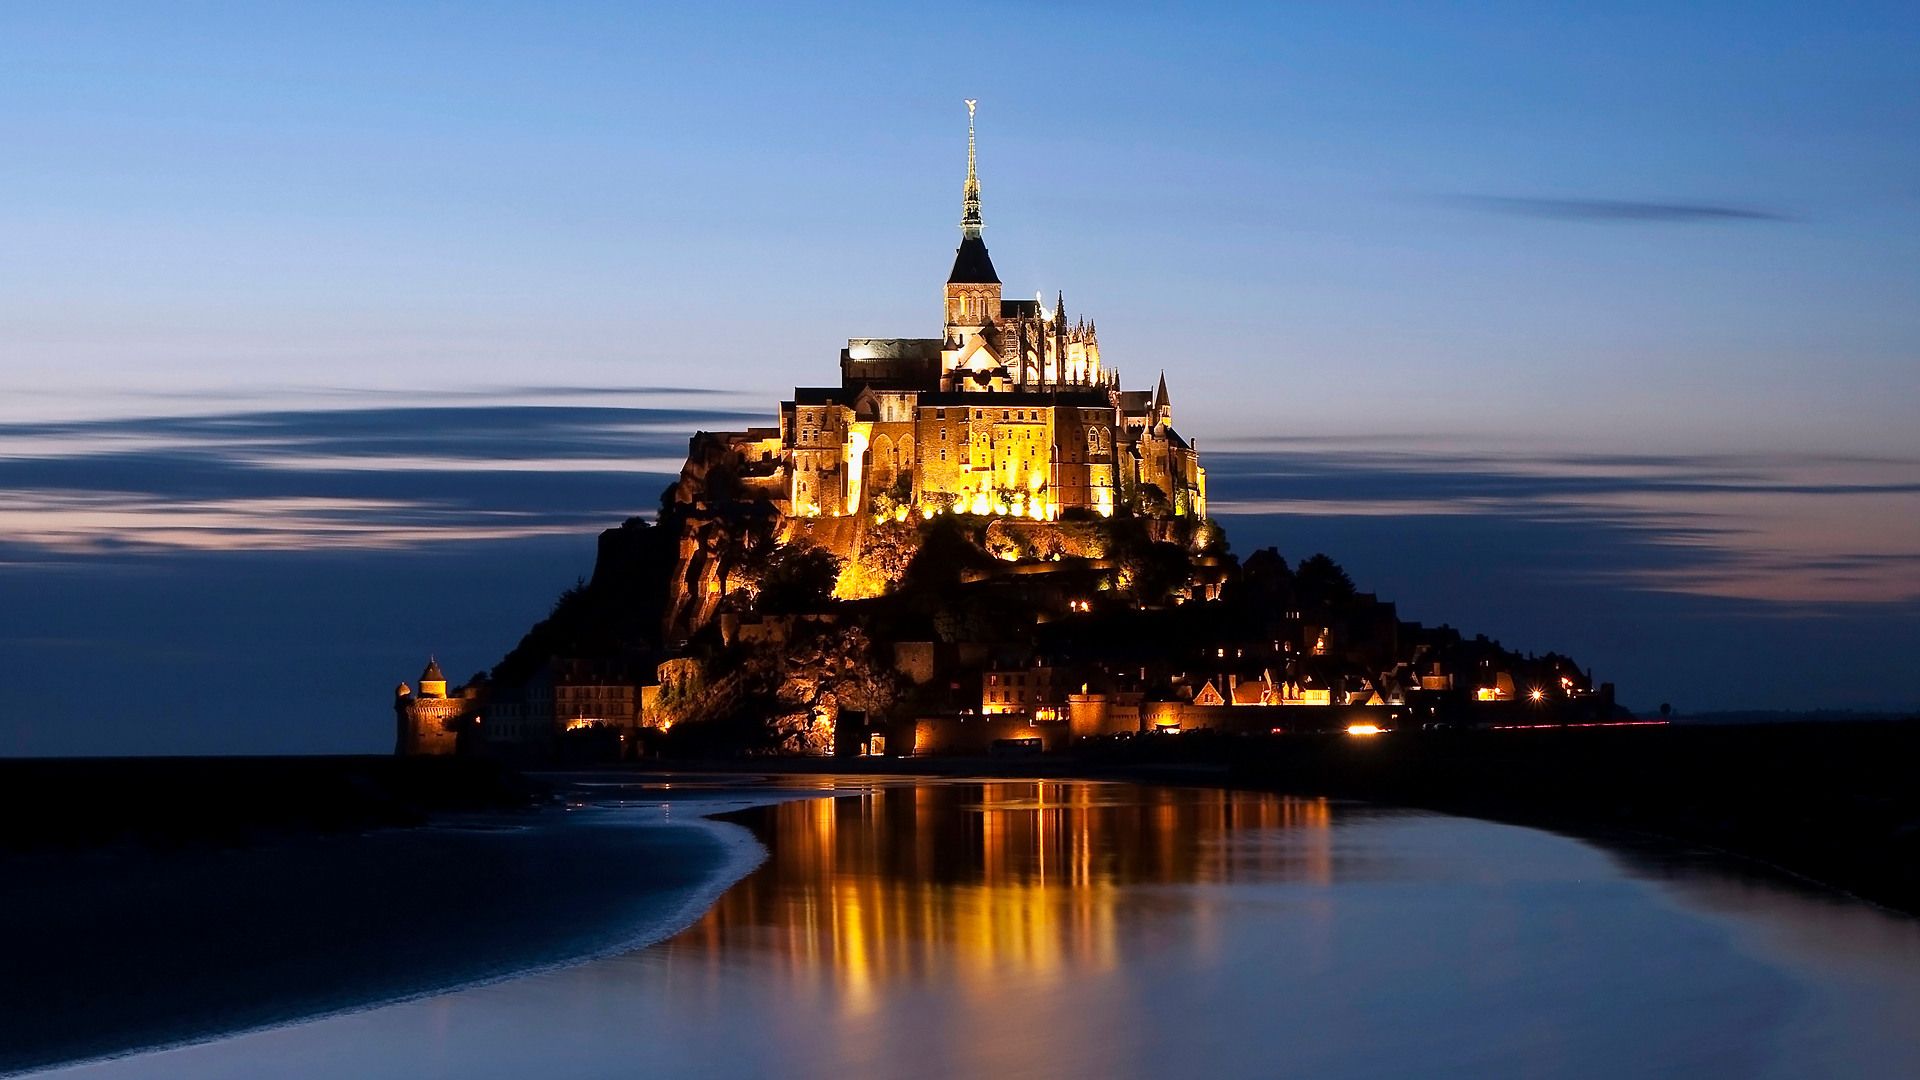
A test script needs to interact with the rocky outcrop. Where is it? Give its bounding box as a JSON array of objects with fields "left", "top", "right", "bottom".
[
  {"left": 661, "top": 499, "right": 784, "bottom": 642},
  {"left": 659, "top": 430, "right": 792, "bottom": 641}
]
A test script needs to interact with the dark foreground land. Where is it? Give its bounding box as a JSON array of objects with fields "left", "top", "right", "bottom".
[
  {"left": 0, "top": 755, "right": 545, "bottom": 850},
  {"left": 1213, "top": 720, "right": 1920, "bottom": 915},
  {"left": 0, "top": 757, "right": 735, "bottom": 1074}
]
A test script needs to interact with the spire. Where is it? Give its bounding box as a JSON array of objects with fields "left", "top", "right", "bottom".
[
  {"left": 1055, "top": 291, "right": 1066, "bottom": 324},
  {"left": 961, "top": 99, "right": 982, "bottom": 236},
  {"left": 1155, "top": 371, "right": 1170, "bottom": 410},
  {"left": 947, "top": 99, "right": 999, "bottom": 285}
]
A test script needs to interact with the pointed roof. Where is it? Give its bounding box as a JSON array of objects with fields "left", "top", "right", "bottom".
[
  {"left": 957, "top": 332, "right": 1003, "bottom": 371},
  {"left": 947, "top": 100, "right": 1000, "bottom": 285},
  {"left": 1194, "top": 679, "right": 1227, "bottom": 706},
  {"left": 421, "top": 657, "right": 445, "bottom": 683},
  {"left": 949, "top": 234, "right": 999, "bottom": 285},
  {"left": 1154, "top": 371, "right": 1170, "bottom": 410}
]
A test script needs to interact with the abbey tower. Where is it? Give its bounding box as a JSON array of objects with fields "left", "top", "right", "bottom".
[{"left": 697, "top": 102, "right": 1206, "bottom": 525}]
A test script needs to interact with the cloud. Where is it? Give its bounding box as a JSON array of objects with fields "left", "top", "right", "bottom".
[
  {"left": 1450, "top": 195, "right": 1789, "bottom": 223},
  {"left": 0, "top": 401, "right": 764, "bottom": 553},
  {"left": 5, "top": 401, "right": 1917, "bottom": 608},
  {"left": 1207, "top": 442, "right": 1920, "bottom": 605}
]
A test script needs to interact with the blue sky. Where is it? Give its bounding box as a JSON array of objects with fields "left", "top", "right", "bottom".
[{"left": 1, "top": 3, "right": 1916, "bottom": 752}]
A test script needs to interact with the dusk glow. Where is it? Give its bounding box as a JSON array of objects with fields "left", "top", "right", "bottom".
[
  {"left": 0, "top": 11, "right": 1914, "bottom": 735},
  {"left": 5, "top": 9, "right": 1920, "bottom": 1078}
]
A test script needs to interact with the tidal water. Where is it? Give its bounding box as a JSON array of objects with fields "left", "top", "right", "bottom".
[{"left": 36, "top": 779, "right": 1920, "bottom": 1079}]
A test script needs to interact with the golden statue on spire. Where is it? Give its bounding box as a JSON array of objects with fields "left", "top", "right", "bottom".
[{"left": 961, "top": 99, "right": 982, "bottom": 235}]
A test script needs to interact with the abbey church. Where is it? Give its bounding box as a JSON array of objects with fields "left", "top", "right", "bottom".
[{"left": 714, "top": 103, "right": 1206, "bottom": 523}]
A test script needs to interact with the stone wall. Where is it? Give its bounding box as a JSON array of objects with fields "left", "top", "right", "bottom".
[{"left": 904, "top": 716, "right": 1072, "bottom": 755}]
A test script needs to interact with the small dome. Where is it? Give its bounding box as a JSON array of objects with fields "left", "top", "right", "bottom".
[{"left": 395, "top": 682, "right": 412, "bottom": 697}]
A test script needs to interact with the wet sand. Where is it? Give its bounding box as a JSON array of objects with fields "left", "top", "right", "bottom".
[
  {"left": 34, "top": 779, "right": 1920, "bottom": 1080},
  {"left": 0, "top": 805, "right": 759, "bottom": 1075}
]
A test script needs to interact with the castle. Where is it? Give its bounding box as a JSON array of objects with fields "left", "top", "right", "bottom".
[
  {"left": 701, "top": 101, "right": 1207, "bottom": 524},
  {"left": 391, "top": 105, "right": 1614, "bottom": 762}
]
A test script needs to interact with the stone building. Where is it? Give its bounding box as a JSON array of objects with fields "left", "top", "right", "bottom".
[
  {"left": 696, "top": 102, "right": 1206, "bottom": 525},
  {"left": 393, "top": 657, "right": 477, "bottom": 755},
  {"left": 982, "top": 664, "right": 1066, "bottom": 721}
]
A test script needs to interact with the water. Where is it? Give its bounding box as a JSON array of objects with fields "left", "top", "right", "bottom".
[{"left": 34, "top": 779, "right": 1920, "bottom": 1079}]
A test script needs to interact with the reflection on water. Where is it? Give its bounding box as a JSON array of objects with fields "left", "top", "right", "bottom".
[
  {"left": 42, "top": 780, "right": 1920, "bottom": 1080},
  {"left": 672, "top": 784, "right": 1335, "bottom": 1006}
]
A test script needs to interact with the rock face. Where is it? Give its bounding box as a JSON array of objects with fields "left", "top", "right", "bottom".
[
  {"left": 661, "top": 499, "right": 785, "bottom": 642},
  {"left": 659, "top": 431, "right": 792, "bottom": 641}
]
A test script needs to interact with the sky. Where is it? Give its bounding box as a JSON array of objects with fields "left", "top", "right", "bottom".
[{"left": 1, "top": 3, "right": 1916, "bottom": 754}]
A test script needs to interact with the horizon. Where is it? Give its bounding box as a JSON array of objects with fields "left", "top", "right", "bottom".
[{"left": 3, "top": 3, "right": 1918, "bottom": 754}]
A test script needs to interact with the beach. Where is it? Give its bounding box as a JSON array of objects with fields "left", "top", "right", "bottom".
[
  {"left": 0, "top": 784, "right": 768, "bottom": 1075},
  {"left": 25, "top": 776, "right": 1920, "bottom": 1080}
]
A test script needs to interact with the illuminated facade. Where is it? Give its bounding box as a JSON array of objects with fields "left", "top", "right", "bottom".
[
  {"left": 717, "top": 103, "right": 1206, "bottom": 523},
  {"left": 393, "top": 656, "right": 476, "bottom": 755}
]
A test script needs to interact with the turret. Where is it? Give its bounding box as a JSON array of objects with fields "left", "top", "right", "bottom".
[{"left": 419, "top": 656, "right": 448, "bottom": 699}]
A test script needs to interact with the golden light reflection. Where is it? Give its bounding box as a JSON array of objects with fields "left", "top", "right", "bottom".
[{"left": 665, "top": 782, "right": 1335, "bottom": 1020}]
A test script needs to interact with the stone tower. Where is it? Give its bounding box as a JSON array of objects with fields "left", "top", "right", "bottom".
[{"left": 394, "top": 655, "right": 466, "bottom": 755}]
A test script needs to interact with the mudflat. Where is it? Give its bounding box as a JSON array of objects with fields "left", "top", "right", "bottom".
[{"left": 1, "top": 792, "right": 744, "bottom": 1074}]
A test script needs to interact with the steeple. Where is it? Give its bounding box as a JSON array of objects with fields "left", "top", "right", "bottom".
[
  {"left": 948, "top": 99, "right": 999, "bottom": 285},
  {"left": 961, "top": 99, "right": 982, "bottom": 237}
]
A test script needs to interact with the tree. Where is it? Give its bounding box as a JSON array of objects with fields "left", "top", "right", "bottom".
[
  {"left": 1295, "top": 553, "right": 1356, "bottom": 608},
  {"left": 836, "top": 522, "right": 919, "bottom": 599},
  {"left": 870, "top": 473, "right": 915, "bottom": 519},
  {"left": 900, "top": 514, "right": 991, "bottom": 595},
  {"left": 1131, "top": 542, "right": 1193, "bottom": 606},
  {"left": 755, "top": 544, "right": 841, "bottom": 614},
  {"left": 1135, "top": 483, "right": 1171, "bottom": 517}
]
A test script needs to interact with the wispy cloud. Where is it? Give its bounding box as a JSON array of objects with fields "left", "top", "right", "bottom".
[
  {"left": 1450, "top": 195, "right": 1789, "bottom": 223},
  {"left": 0, "top": 491, "right": 593, "bottom": 553},
  {"left": 0, "top": 400, "right": 763, "bottom": 553},
  {"left": 4, "top": 401, "right": 1916, "bottom": 608},
  {"left": 1208, "top": 442, "right": 1920, "bottom": 605}
]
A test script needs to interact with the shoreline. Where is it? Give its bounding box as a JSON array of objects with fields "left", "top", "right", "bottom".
[
  {"left": 3, "top": 794, "right": 778, "bottom": 1077},
  {"left": 585, "top": 718, "right": 1920, "bottom": 918},
  {"left": 12, "top": 726, "right": 1916, "bottom": 1070}
]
